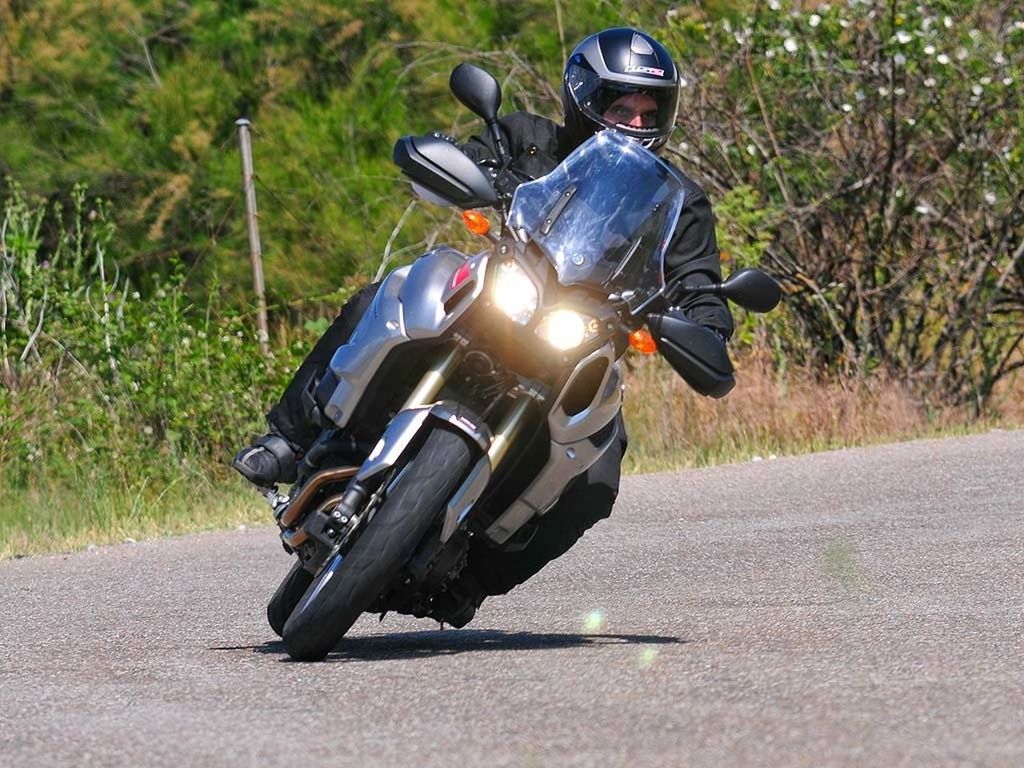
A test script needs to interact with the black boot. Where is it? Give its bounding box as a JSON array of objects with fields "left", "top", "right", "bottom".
[{"left": 231, "top": 432, "right": 301, "bottom": 486}]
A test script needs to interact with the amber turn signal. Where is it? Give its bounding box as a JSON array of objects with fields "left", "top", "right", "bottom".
[
  {"left": 462, "top": 210, "right": 490, "bottom": 237},
  {"left": 629, "top": 328, "right": 658, "bottom": 355}
]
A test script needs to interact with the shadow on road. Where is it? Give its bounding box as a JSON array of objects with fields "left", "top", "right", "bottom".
[{"left": 212, "top": 629, "right": 685, "bottom": 663}]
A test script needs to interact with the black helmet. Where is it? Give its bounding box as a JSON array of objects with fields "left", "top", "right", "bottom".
[{"left": 562, "top": 28, "right": 680, "bottom": 153}]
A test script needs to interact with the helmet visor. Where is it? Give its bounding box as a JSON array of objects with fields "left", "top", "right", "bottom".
[{"left": 566, "top": 63, "right": 678, "bottom": 140}]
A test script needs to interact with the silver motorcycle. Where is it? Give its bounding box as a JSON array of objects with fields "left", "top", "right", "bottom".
[{"left": 261, "top": 64, "right": 781, "bottom": 661}]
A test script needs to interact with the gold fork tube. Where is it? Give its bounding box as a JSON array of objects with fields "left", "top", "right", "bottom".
[
  {"left": 487, "top": 396, "right": 532, "bottom": 469},
  {"left": 400, "top": 345, "right": 462, "bottom": 411}
]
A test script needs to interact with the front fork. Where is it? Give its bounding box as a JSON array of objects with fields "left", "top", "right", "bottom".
[
  {"left": 276, "top": 343, "right": 535, "bottom": 543},
  {"left": 403, "top": 344, "right": 534, "bottom": 473},
  {"left": 400, "top": 345, "right": 463, "bottom": 411},
  {"left": 318, "top": 345, "right": 534, "bottom": 546},
  {"left": 275, "top": 343, "right": 536, "bottom": 563},
  {"left": 427, "top": 393, "right": 534, "bottom": 542}
]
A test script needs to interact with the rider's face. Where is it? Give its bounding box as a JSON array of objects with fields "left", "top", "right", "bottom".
[{"left": 603, "top": 93, "right": 659, "bottom": 129}]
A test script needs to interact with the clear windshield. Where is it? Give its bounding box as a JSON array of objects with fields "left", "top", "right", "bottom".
[{"left": 508, "top": 130, "right": 685, "bottom": 314}]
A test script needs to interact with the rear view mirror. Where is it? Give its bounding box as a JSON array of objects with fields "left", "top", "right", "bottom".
[
  {"left": 645, "top": 313, "right": 735, "bottom": 398},
  {"left": 392, "top": 135, "right": 498, "bottom": 209},
  {"left": 449, "top": 63, "right": 502, "bottom": 123},
  {"left": 719, "top": 269, "right": 782, "bottom": 313}
]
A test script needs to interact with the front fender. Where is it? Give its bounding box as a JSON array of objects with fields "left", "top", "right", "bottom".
[
  {"left": 357, "top": 400, "right": 491, "bottom": 484},
  {"left": 357, "top": 401, "right": 494, "bottom": 545}
]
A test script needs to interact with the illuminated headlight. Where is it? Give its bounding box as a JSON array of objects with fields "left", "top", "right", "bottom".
[
  {"left": 492, "top": 261, "right": 538, "bottom": 325},
  {"left": 537, "top": 309, "right": 589, "bottom": 350}
]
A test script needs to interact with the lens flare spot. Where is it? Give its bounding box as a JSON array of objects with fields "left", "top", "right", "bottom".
[
  {"left": 582, "top": 610, "right": 605, "bottom": 633},
  {"left": 637, "top": 646, "right": 659, "bottom": 669}
]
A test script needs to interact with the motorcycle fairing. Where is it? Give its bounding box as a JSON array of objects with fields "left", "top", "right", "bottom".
[
  {"left": 317, "top": 244, "right": 625, "bottom": 550},
  {"left": 319, "top": 247, "right": 489, "bottom": 429},
  {"left": 509, "top": 130, "right": 685, "bottom": 314},
  {"left": 547, "top": 341, "right": 623, "bottom": 444},
  {"left": 484, "top": 341, "right": 623, "bottom": 544}
]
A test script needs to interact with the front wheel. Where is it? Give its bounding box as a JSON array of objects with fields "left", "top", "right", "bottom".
[
  {"left": 267, "top": 560, "right": 314, "bottom": 638},
  {"left": 282, "top": 427, "right": 473, "bottom": 661}
]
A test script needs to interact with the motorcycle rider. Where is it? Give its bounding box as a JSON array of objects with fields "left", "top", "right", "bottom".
[{"left": 234, "top": 27, "right": 734, "bottom": 625}]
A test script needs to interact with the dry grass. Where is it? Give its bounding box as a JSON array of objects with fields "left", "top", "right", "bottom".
[
  {"left": 3, "top": 351, "right": 1020, "bottom": 559},
  {"left": 620, "top": 349, "right": 1020, "bottom": 474},
  {"left": 988, "top": 373, "right": 1024, "bottom": 425}
]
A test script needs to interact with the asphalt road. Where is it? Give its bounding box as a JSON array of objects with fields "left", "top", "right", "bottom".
[{"left": 2, "top": 431, "right": 1022, "bottom": 767}]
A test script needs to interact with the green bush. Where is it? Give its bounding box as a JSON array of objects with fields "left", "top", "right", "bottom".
[
  {"left": 653, "top": 0, "right": 1024, "bottom": 407},
  {"left": 0, "top": 181, "right": 304, "bottom": 490},
  {"left": 0, "top": 0, "right": 620, "bottom": 301},
  {"left": 2, "top": 1, "right": 1022, "bottom": 494}
]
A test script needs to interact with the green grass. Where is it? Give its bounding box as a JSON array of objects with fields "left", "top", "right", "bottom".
[
  {"left": 3, "top": 271, "right": 1019, "bottom": 560},
  {"left": 2, "top": 409, "right": 1015, "bottom": 561},
  {"left": 4, "top": 353, "right": 1021, "bottom": 560},
  {"left": 0, "top": 465, "right": 265, "bottom": 560}
]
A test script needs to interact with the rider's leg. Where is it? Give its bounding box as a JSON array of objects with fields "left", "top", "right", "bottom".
[
  {"left": 432, "top": 414, "right": 627, "bottom": 624},
  {"left": 232, "top": 283, "right": 380, "bottom": 486}
]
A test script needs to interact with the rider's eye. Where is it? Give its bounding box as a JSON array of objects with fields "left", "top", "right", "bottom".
[
  {"left": 641, "top": 110, "right": 658, "bottom": 127},
  {"left": 609, "top": 106, "right": 632, "bottom": 122}
]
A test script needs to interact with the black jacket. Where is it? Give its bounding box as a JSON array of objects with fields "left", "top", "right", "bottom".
[{"left": 459, "top": 112, "right": 734, "bottom": 339}]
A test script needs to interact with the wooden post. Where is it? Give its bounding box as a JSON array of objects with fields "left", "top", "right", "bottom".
[{"left": 236, "top": 118, "right": 270, "bottom": 357}]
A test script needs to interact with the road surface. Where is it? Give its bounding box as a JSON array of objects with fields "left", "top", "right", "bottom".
[{"left": 2, "top": 431, "right": 1022, "bottom": 766}]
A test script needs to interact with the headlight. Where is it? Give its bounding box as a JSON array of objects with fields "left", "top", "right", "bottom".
[
  {"left": 537, "top": 309, "right": 589, "bottom": 350},
  {"left": 492, "top": 261, "right": 538, "bottom": 325}
]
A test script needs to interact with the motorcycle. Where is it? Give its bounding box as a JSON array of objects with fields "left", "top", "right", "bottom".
[{"left": 259, "top": 64, "right": 781, "bottom": 661}]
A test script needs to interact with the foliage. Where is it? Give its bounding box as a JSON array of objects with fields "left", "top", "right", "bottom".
[
  {"left": 5, "top": 0, "right": 1019, "bottom": 408},
  {"left": 2, "top": 1, "right": 1023, "bottom": 556},
  {"left": 0, "top": 0, "right": 620, "bottom": 300},
  {"left": 655, "top": 0, "right": 1024, "bottom": 408},
  {"left": 0, "top": 181, "right": 305, "bottom": 490}
]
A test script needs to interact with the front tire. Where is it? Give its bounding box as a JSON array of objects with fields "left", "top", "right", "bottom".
[
  {"left": 282, "top": 428, "right": 473, "bottom": 661},
  {"left": 267, "top": 560, "right": 314, "bottom": 638}
]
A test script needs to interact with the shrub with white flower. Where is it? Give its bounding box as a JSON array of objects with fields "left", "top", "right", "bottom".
[{"left": 661, "top": 0, "right": 1024, "bottom": 407}]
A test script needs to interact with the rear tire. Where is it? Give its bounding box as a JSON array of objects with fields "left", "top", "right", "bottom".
[
  {"left": 282, "top": 428, "right": 473, "bottom": 661},
  {"left": 267, "top": 560, "right": 314, "bottom": 638}
]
